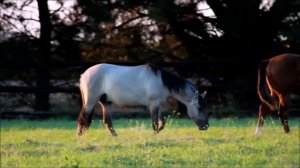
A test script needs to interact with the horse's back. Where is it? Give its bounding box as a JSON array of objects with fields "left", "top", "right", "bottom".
[
  {"left": 100, "top": 64, "right": 159, "bottom": 87},
  {"left": 81, "top": 63, "right": 150, "bottom": 82},
  {"left": 267, "top": 53, "right": 300, "bottom": 94}
]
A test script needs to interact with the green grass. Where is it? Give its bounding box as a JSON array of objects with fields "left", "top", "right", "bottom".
[{"left": 1, "top": 117, "right": 299, "bottom": 168}]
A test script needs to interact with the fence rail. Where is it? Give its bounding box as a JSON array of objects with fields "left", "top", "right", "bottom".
[
  {"left": 4, "top": 60, "right": 299, "bottom": 119},
  {"left": 0, "top": 86, "right": 79, "bottom": 93}
]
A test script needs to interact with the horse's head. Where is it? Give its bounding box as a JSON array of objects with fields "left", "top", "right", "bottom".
[{"left": 187, "top": 90, "right": 209, "bottom": 130}]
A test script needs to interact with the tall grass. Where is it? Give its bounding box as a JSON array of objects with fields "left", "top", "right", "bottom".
[{"left": 1, "top": 117, "right": 299, "bottom": 167}]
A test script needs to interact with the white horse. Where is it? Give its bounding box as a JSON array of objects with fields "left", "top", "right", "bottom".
[{"left": 77, "top": 63, "right": 209, "bottom": 136}]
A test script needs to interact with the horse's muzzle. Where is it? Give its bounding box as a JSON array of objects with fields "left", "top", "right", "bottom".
[
  {"left": 196, "top": 120, "right": 209, "bottom": 130},
  {"left": 199, "top": 124, "right": 209, "bottom": 130}
]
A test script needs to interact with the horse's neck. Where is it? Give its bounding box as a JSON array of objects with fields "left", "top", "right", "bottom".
[
  {"left": 170, "top": 91, "right": 191, "bottom": 107},
  {"left": 169, "top": 82, "right": 196, "bottom": 106}
]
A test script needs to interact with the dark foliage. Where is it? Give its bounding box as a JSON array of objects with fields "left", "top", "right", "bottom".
[{"left": 0, "top": 0, "right": 299, "bottom": 115}]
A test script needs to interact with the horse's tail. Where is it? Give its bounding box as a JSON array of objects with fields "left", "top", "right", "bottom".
[
  {"left": 79, "top": 74, "right": 88, "bottom": 107},
  {"left": 257, "top": 60, "right": 275, "bottom": 110},
  {"left": 77, "top": 73, "right": 94, "bottom": 136}
]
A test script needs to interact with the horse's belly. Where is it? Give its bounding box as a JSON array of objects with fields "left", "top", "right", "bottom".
[
  {"left": 104, "top": 83, "right": 149, "bottom": 106},
  {"left": 108, "top": 93, "right": 147, "bottom": 106},
  {"left": 101, "top": 64, "right": 167, "bottom": 106}
]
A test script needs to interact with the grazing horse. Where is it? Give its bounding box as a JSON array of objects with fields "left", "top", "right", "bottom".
[
  {"left": 256, "top": 53, "right": 300, "bottom": 135},
  {"left": 77, "top": 63, "right": 209, "bottom": 136}
]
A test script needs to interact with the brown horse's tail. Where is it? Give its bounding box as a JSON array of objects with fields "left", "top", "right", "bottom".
[{"left": 257, "top": 60, "right": 275, "bottom": 110}]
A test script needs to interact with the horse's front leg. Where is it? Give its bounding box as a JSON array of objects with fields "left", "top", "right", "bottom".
[
  {"left": 158, "top": 115, "right": 165, "bottom": 132},
  {"left": 150, "top": 104, "right": 160, "bottom": 133},
  {"left": 255, "top": 104, "right": 269, "bottom": 135},
  {"left": 98, "top": 102, "right": 117, "bottom": 136}
]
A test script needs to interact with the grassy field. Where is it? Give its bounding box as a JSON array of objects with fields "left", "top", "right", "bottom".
[{"left": 1, "top": 117, "right": 299, "bottom": 168}]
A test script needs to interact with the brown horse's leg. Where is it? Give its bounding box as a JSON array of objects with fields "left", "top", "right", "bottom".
[
  {"left": 98, "top": 102, "right": 117, "bottom": 136},
  {"left": 278, "top": 97, "right": 290, "bottom": 133},
  {"left": 255, "top": 104, "right": 269, "bottom": 135}
]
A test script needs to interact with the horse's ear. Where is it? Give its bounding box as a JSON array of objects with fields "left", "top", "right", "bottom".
[{"left": 200, "top": 91, "right": 207, "bottom": 98}]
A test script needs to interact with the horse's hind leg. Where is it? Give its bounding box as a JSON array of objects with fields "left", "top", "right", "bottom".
[
  {"left": 77, "top": 106, "right": 95, "bottom": 136},
  {"left": 279, "top": 108, "right": 290, "bottom": 133},
  {"left": 77, "top": 89, "right": 99, "bottom": 136},
  {"left": 278, "top": 97, "right": 290, "bottom": 133},
  {"left": 98, "top": 102, "right": 117, "bottom": 136},
  {"left": 255, "top": 104, "right": 269, "bottom": 135}
]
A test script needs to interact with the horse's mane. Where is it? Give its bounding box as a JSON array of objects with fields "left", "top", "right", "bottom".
[{"left": 148, "top": 64, "right": 194, "bottom": 93}]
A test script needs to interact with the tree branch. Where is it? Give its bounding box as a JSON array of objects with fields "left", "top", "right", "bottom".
[{"left": 113, "top": 13, "right": 148, "bottom": 30}]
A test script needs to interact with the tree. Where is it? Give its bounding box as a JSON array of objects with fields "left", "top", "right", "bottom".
[
  {"left": 0, "top": 0, "right": 82, "bottom": 111},
  {"left": 1, "top": 0, "right": 299, "bottom": 113},
  {"left": 34, "top": 0, "right": 51, "bottom": 111},
  {"left": 75, "top": 0, "right": 300, "bottom": 113}
]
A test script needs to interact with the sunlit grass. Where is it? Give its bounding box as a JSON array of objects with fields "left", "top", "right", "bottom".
[{"left": 1, "top": 117, "right": 299, "bottom": 167}]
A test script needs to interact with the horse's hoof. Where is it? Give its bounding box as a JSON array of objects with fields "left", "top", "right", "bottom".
[
  {"left": 76, "top": 130, "right": 82, "bottom": 137},
  {"left": 255, "top": 127, "right": 263, "bottom": 136},
  {"left": 284, "top": 126, "right": 290, "bottom": 134},
  {"left": 153, "top": 130, "right": 160, "bottom": 135},
  {"left": 76, "top": 131, "right": 83, "bottom": 137},
  {"left": 255, "top": 131, "right": 262, "bottom": 136}
]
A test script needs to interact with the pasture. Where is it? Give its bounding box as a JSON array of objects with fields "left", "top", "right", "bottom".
[{"left": 1, "top": 117, "right": 299, "bottom": 168}]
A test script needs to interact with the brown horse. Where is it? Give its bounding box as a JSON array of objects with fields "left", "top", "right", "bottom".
[{"left": 256, "top": 53, "right": 300, "bottom": 135}]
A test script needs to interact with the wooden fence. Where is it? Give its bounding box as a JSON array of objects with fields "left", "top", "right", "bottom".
[{"left": 1, "top": 61, "right": 298, "bottom": 118}]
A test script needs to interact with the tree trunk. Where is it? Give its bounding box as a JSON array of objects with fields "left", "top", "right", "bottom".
[{"left": 35, "top": 0, "right": 51, "bottom": 111}]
